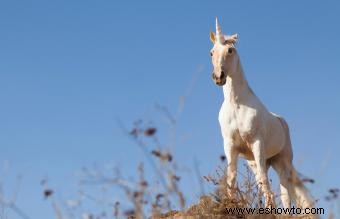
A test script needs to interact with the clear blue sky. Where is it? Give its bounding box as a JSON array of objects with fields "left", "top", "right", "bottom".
[{"left": 1, "top": 0, "right": 339, "bottom": 218}]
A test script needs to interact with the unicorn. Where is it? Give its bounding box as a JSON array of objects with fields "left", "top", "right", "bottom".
[{"left": 209, "top": 18, "right": 315, "bottom": 209}]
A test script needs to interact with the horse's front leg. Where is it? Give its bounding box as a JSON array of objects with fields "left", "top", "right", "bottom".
[
  {"left": 251, "top": 138, "right": 275, "bottom": 207},
  {"left": 223, "top": 139, "right": 238, "bottom": 189}
]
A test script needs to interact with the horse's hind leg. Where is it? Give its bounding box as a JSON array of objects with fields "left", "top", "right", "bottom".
[
  {"left": 247, "top": 159, "right": 271, "bottom": 206},
  {"left": 271, "top": 146, "right": 314, "bottom": 210},
  {"left": 270, "top": 150, "right": 294, "bottom": 208}
]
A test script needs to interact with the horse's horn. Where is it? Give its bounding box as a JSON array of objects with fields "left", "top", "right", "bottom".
[{"left": 215, "top": 17, "right": 224, "bottom": 43}]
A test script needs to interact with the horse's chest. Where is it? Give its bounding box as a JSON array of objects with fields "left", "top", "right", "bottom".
[
  {"left": 235, "top": 106, "right": 257, "bottom": 134},
  {"left": 219, "top": 103, "right": 257, "bottom": 143}
]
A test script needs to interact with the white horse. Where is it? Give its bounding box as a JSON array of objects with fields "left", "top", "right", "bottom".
[{"left": 209, "top": 18, "right": 314, "bottom": 209}]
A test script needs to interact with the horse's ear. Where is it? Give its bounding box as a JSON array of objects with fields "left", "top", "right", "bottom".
[
  {"left": 210, "top": 32, "right": 216, "bottom": 44},
  {"left": 225, "top": 33, "right": 238, "bottom": 44}
]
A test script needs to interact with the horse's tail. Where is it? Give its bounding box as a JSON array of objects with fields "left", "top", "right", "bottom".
[{"left": 290, "top": 167, "right": 316, "bottom": 209}]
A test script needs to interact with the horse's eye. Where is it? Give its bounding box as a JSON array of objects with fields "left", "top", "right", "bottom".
[{"left": 228, "top": 48, "right": 233, "bottom": 54}]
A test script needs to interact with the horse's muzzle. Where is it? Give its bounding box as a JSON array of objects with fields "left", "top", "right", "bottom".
[{"left": 212, "top": 72, "right": 226, "bottom": 86}]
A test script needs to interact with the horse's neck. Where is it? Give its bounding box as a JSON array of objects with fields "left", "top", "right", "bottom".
[{"left": 223, "top": 60, "right": 252, "bottom": 104}]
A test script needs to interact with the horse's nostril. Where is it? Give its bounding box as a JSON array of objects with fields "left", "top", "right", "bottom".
[{"left": 221, "top": 71, "right": 225, "bottom": 78}]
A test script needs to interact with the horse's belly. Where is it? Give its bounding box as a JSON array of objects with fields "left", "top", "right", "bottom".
[
  {"left": 264, "top": 142, "right": 284, "bottom": 159},
  {"left": 237, "top": 144, "right": 254, "bottom": 160},
  {"left": 235, "top": 116, "right": 286, "bottom": 160},
  {"left": 263, "top": 117, "right": 286, "bottom": 158}
]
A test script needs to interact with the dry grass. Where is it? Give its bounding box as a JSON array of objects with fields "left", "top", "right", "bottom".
[
  {"left": 151, "top": 171, "right": 319, "bottom": 219},
  {"left": 37, "top": 118, "right": 337, "bottom": 219}
]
